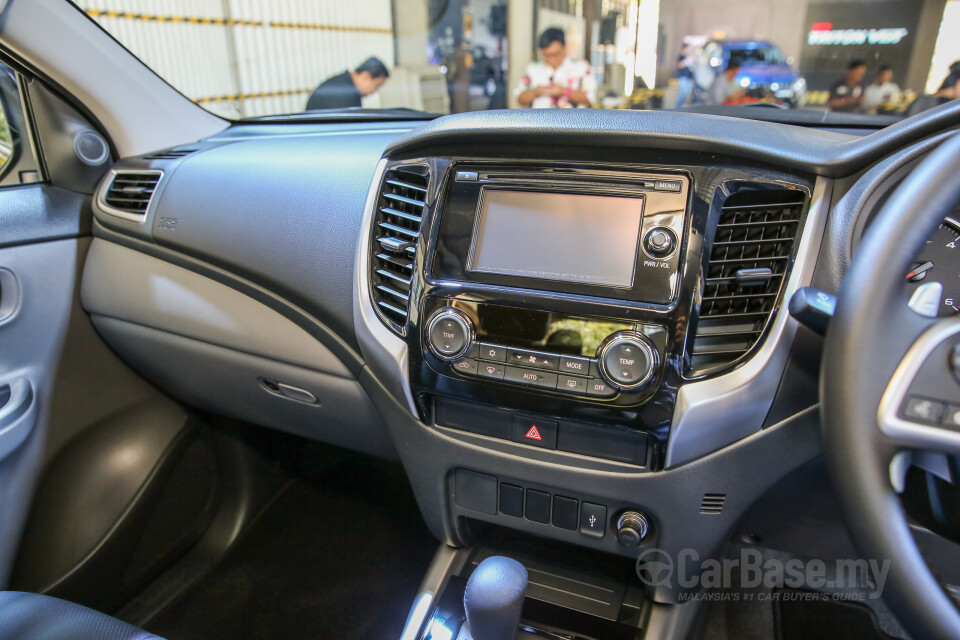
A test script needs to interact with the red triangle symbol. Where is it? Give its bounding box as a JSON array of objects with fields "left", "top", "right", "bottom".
[{"left": 525, "top": 426, "right": 542, "bottom": 441}]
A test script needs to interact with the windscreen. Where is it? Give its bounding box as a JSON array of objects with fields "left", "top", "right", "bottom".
[{"left": 468, "top": 190, "right": 644, "bottom": 288}]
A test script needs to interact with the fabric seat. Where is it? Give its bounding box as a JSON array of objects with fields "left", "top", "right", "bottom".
[{"left": 0, "top": 592, "right": 161, "bottom": 640}]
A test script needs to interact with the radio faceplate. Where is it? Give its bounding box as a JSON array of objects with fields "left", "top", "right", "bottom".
[{"left": 432, "top": 166, "right": 690, "bottom": 304}]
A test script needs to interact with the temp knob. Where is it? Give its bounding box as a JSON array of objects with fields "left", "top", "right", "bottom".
[
  {"left": 426, "top": 308, "right": 474, "bottom": 361},
  {"left": 597, "top": 331, "right": 658, "bottom": 391},
  {"left": 644, "top": 227, "right": 677, "bottom": 257},
  {"left": 616, "top": 511, "right": 650, "bottom": 547}
]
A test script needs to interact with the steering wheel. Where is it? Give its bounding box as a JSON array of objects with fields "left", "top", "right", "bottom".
[{"left": 823, "top": 132, "right": 960, "bottom": 640}]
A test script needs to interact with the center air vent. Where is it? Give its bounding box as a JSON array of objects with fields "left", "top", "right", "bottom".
[
  {"left": 370, "top": 165, "right": 429, "bottom": 333},
  {"left": 101, "top": 171, "right": 162, "bottom": 221},
  {"left": 691, "top": 189, "right": 806, "bottom": 374}
]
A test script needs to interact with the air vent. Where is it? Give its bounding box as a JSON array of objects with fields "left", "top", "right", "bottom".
[
  {"left": 370, "top": 165, "right": 429, "bottom": 331},
  {"left": 700, "top": 493, "right": 726, "bottom": 514},
  {"left": 141, "top": 148, "right": 196, "bottom": 160},
  {"left": 691, "top": 190, "right": 805, "bottom": 373},
  {"left": 101, "top": 171, "right": 162, "bottom": 221}
]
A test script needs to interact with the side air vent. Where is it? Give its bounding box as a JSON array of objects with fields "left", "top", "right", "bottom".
[
  {"left": 100, "top": 171, "right": 162, "bottom": 221},
  {"left": 700, "top": 493, "right": 726, "bottom": 514},
  {"left": 141, "top": 148, "right": 197, "bottom": 160},
  {"left": 691, "top": 189, "right": 806, "bottom": 373},
  {"left": 370, "top": 165, "right": 429, "bottom": 332}
]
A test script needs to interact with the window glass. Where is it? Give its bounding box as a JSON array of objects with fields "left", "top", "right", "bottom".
[{"left": 73, "top": 0, "right": 960, "bottom": 122}]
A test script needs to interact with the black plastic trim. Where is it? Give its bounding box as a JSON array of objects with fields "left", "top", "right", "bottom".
[{"left": 384, "top": 104, "right": 960, "bottom": 178}]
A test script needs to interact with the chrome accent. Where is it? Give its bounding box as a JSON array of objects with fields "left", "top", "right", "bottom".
[
  {"left": 596, "top": 331, "right": 658, "bottom": 391},
  {"left": 878, "top": 318, "right": 960, "bottom": 455},
  {"left": 666, "top": 177, "right": 833, "bottom": 468},
  {"left": 95, "top": 169, "right": 163, "bottom": 223},
  {"left": 426, "top": 308, "right": 475, "bottom": 361},
  {"left": 353, "top": 159, "right": 418, "bottom": 415}
]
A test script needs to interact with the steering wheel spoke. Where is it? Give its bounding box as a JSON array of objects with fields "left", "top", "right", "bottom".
[{"left": 879, "top": 318, "right": 960, "bottom": 456}]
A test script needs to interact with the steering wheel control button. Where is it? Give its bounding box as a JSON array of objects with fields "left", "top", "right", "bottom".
[
  {"left": 907, "top": 281, "right": 944, "bottom": 318},
  {"left": 587, "top": 379, "right": 616, "bottom": 398},
  {"left": 902, "top": 396, "right": 946, "bottom": 424},
  {"left": 427, "top": 309, "right": 473, "bottom": 360},
  {"left": 504, "top": 367, "right": 558, "bottom": 389},
  {"left": 559, "top": 355, "right": 591, "bottom": 375},
  {"left": 643, "top": 227, "right": 677, "bottom": 258},
  {"left": 507, "top": 348, "right": 559, "bottom": 371},
  {"left": 579, "top": 502, "right": 607, "bottom": 538},
  {"left": 558, "top": 375, "right": 588, "bottom": 394},
  {"left": 478, "top": 362, "right": 505, "bottom": 379},
  {"left": 451, "top": 358, "right": 479, "bottom": 376},
  {"left": 512, "top": 416, "right": 557, "bottom": 449},
  {"left": 598, "top": 332, "right": 658, "bottom": 390},
  {"left": 615, "top": 511, "right": 650, "bottom": 548},
  {"left": 478, "top": 343, "right": 507, "bottom": 362},
  {"left": 552, "top": 496, "right": 579, "bottom": 531},
  {"left": 941, "top": 405, "right": 960, "bottom": 429},
  {"left": 525, "top": 490, "right": 551, "bottom": 524}
]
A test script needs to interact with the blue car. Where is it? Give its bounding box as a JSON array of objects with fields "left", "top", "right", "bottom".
[{"left": 700, "top": 40, "right": 807, "bottom": 106}]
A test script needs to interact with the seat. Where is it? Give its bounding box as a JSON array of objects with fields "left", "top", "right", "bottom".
[{"left": 0, "top": 592, "right": 162, "bottom": 640}]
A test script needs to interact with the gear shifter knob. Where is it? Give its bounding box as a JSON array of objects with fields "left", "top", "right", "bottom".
[{"left": 463, "top": 556, "right": 528, "bottom": 640}]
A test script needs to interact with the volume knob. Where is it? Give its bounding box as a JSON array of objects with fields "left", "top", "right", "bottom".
[
  {"left": 426, "top": 308, "right": 474, "bottom": 361},
  {"left": 598, "top": 331, "right": 658, "bottom": 391}
]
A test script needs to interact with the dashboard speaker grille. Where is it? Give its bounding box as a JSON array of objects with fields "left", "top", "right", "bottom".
[
  {"left": 103, "top": 171, "right": 162, "bottom": 218},
  {"left": 370, "top": 165, "right": 429, "bottom": 333},
  {"left": 691, "top": 189, "right": 805, "bottom": 373}
]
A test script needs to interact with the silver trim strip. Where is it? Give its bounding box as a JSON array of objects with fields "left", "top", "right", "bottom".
[
  {"left": 878, "top": 318, "right": 960, "bottom": 455},
  {"left": 96, "top": 169, "right": 164, "bottom": 223},
  {"left": 665, "top": 177, "right": 833, "bottom": 468},
  {"left": 354, "top": 158, "right": 418, "bottom": 415}
]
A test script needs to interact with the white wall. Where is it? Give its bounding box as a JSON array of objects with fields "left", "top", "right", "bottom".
[{"left": 76, "top": 0, "right": 394, "bottom": 118}]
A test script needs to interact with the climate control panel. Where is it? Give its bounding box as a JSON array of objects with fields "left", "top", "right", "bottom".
[{"left": 423, "top": 303, "right": 667, "bottom": 401}]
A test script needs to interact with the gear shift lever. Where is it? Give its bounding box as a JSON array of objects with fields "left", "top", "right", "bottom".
[{"left": 462, "top": 556, "right": 528, "bottom": 640}]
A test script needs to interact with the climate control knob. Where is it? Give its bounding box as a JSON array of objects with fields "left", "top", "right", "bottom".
[
  {"left": 597, "top": 331, "right": 658, "bottom": 391},
  {"left": 426, "top": 308, "right": 474, "bottom": 361}
]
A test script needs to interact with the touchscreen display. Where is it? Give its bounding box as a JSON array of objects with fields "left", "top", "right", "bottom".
[{"left": 468, "top": 189, "right": 645, "bottom": 288}]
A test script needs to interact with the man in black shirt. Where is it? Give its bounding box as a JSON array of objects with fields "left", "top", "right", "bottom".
[
  {"left": 306, "top": 57, "right": 389, "bottom": 111},
  {"left": 827, "top": 60, "right": 867, "bottom": 113}
]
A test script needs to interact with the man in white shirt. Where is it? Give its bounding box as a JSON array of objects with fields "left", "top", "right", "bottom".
[
  {"left": 516, "top": 28, "right": 596, "bottom": 108},
  {"left": 863, "top": 64, "right": 901, "bottom": 114}
]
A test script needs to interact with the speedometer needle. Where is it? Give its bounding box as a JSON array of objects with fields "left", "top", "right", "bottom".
[{"left": 907, "top": 261, "right": 934, "bottom": 281}]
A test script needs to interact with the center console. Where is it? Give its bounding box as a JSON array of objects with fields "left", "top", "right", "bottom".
[{"left": 359, "top": 148, "right": 820, "bottom": 586}]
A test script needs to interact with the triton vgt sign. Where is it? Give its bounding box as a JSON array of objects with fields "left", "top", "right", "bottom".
[
  {"left": 807, "top": 22, "right": 909, "bottom": 46},
  {"left": 798, "top": 1, "right": 921, "bottom": 93}
]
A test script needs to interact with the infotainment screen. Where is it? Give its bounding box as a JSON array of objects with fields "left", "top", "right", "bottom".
[{"left": 467, "top": 189, "right": 644, "bottom": 288}]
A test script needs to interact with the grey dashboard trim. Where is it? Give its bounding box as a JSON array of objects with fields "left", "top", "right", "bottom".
[
  {"left": 81, "top": 239, "right": 351, "bottom": 379},
  {"left": 666, "top": 176, "right": 832, "bottom": 468},
  {"left": 385, "top": 104, "right": 960, "bottom": 178},
  {"left": 92, "top": 220, "right": 365, "bottom": 377},
  {"left": 354, "top": 158, "right": 418, "bottom": 415}
]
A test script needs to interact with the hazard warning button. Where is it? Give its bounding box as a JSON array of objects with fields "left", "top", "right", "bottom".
[{"left": 512, "top": 416, "right": 557, "bottom": 449}]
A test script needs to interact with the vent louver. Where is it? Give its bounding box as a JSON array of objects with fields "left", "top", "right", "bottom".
[
  {"left": 370, "top": 165, "right": 428, "bottom": 332},
  {"left": 700, "top": 493, "right": 726, "bottom": 514},
  {"left": 102, "top": 171, "right": 162, "bottom": 220},
  {"left": 141, "top": 148, "right": 196, "bottom": 160},
  {"left": 691, "top": 190, "right": 805, "bottom": 373}
]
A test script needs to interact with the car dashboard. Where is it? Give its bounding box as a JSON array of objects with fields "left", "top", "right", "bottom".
[{"left": 80, "top": 104, "right": 960, "bottom": 605}]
